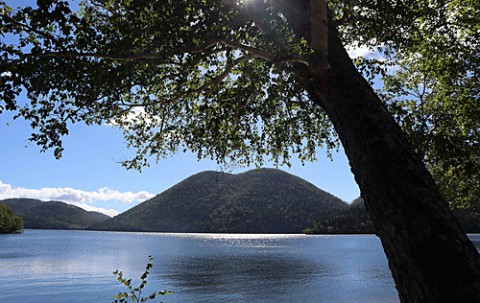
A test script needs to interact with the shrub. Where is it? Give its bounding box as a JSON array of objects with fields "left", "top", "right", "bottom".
[{"left": 113, "top": 256, "right": 172, "bottom": 303}]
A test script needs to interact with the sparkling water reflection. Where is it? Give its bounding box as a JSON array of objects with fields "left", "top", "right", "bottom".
[{"left": 2, "top": 230, "right": 476, "bottom": 303}]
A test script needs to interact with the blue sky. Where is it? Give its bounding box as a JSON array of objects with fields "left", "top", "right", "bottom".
[{"left": 0, "top": 0, "right": 363, "bottom": 216}]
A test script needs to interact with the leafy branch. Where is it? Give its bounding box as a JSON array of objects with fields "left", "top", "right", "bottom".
[{"left": 113, "top": 256, "right": 172, "bottom": 303}]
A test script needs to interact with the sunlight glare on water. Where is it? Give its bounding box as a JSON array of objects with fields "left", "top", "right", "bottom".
[{"left": 0, "top": 230, "right": 442, "bottom": 303}]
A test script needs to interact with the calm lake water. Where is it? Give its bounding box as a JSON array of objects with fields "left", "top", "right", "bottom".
[{"left": 2, "top": 230, "right": 478, "bottom": 303}]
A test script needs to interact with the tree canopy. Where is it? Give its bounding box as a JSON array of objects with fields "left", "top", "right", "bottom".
[
  {"left": 0, "top": 203, "right": 23, "bottom": 233},
  {"left": 1, "top": 0, "right": 478, "bottom": 206},
  {"left": 1, "top": 0, "right": 336, "bottom": 169}
]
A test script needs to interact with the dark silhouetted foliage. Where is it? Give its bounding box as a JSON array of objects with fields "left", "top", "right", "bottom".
[{"left": 306, "top": 198, "right": 480, "bottom": 234}]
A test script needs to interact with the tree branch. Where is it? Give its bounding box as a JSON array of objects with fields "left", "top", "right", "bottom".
[
  {"left": 3, "top": 38, "right": 308, "bottom": 76},
  {"left": 309, "top": 0, "right": 330, "bottom": 99}
]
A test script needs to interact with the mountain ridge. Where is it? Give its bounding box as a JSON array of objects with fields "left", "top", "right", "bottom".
[
  {"left": 1, "top": 198, "right": 110, "bottom": 230},
  {"left": 90, "top": 168, "right": 348, "bottom": 233}
]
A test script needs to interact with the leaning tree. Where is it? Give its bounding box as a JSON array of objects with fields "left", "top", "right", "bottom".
[{"left": 1, "top": 0, "right": 480, "bottom": 301}]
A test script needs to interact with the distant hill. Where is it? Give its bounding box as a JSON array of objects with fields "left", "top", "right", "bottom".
[
  {"left": 305, "top": 198, "right": 480, "bottom": 234},
  {"left": 90, "top": 169, "right": 348, "bottom": 233},
  {"left": 1, "top": 198, "right": 110, "bottom": 230}
]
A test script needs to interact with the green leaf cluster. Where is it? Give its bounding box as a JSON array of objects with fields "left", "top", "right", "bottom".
[
  {"left": 333, "top": 0, "right": 480, "bottom": 206},
  {"left": 0, "top": 203, "right": 23, "bottom": 234},
  {"left": 382, "top": 56, "right": 480, "bottom": 207}
]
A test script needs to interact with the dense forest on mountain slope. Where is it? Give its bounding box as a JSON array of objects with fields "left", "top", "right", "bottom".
[
  {"left": 306, "top": 198, "right": 480, "bottom": 234},
  {"left": 0, "top": 203, "right": 23, "bottom": 234},
  {"left": 1, "top": 199, "right": 110, "bottom": 230},
  {"left": 304, "top": 198, "right": 374, "bottom": 234},
  {"left": 90, "top": 169, "right": 347, "bottom": 233}
]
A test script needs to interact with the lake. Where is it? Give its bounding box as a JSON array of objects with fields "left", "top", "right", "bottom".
[{"left": 2, "top": 230, "right": 478, "bottom": 303}]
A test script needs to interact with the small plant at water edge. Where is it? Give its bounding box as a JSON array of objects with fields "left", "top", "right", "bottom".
[{"left": 113, "top": 256, "right": 172, "bottom": 303}]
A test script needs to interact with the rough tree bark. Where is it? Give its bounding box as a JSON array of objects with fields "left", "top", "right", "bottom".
[{"left": 277, "top": 1, "right": 480, "bottom": 301}]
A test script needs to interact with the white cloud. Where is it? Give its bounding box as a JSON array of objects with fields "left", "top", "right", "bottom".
[
  {"left": 107, "top": 107, "right": 159, "bottom": 127},
  {"left": 68, "top": 202, "right": 120, "bottom": 217},
  {"left": 346, "top": 44, "right": 401, "bottom": 77},
  {"left": 346, "top": 44, "right": 374, "bottom": 59},
  {"left": 0, "top": 180, "right": 154, "bottom": 216},
  {"left": 1, "top": 71, "right": 12, "bottom": 77}
]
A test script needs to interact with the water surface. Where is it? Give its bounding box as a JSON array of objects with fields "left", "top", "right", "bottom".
[{"left": 3, "top": 230, "right": 465, "bottom": 302}]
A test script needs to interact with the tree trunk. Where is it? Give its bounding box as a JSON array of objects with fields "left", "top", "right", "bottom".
[
  {"left": 307, "top": 20, "right": 480, "bottom": 302},
  {"left": 274, "top": 1, "right": 480, "bottom": 300}
]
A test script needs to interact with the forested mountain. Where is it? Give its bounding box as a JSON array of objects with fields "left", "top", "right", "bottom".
[
  {"left": 304, "top": 198, "right": 374, "bottom": 234},
  {"left": 305, "top": 198, "right": 480, "bottom": 234},
  {"left": 1, "top": 199, "right": 110, "bottom": 230},
  {"left": 90, "top": 169, "right": 347, "bottom": 233},
  {"left": 0, "top": 203, "right": 23, "bottom": 234}
]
